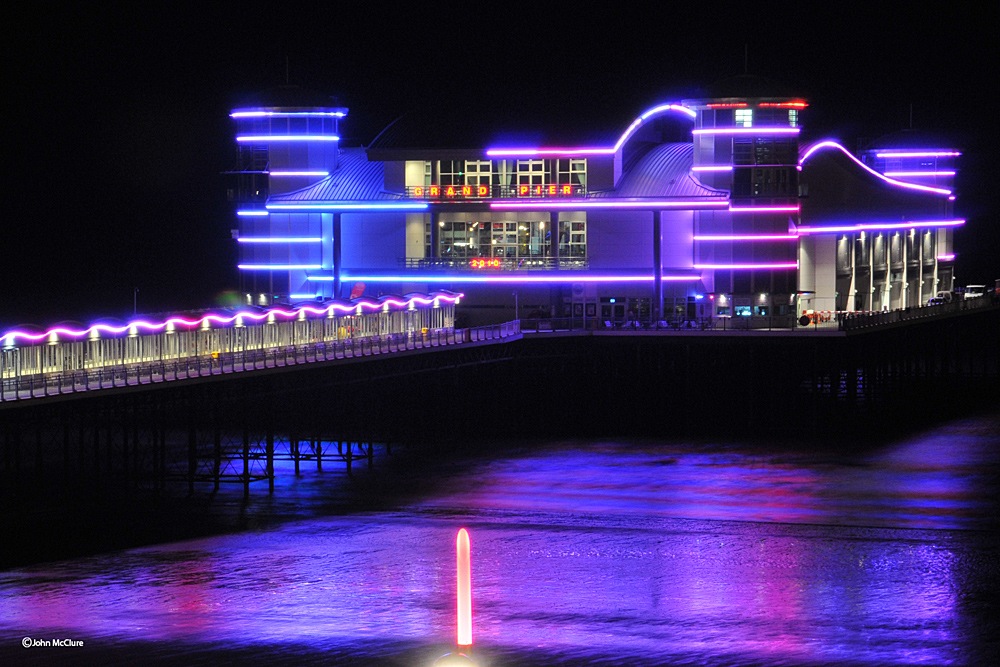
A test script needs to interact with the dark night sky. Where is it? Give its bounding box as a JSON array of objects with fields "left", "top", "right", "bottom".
[{"left": 3, "top": 2, "right": 998, "bottom": 328}]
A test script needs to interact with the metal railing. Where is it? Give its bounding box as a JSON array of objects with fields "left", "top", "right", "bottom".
[{"left": 1, "top": 322, "right": 522, "bottom": 403}]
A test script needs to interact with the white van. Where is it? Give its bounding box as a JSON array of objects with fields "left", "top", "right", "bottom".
[{"left": 964, "top": 285, "right": 986, "bottom": 299}]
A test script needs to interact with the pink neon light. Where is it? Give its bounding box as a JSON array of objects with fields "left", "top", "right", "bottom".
[
  {"left": 883, "top": 171, "right": 956, "bottom": 177},
  {"left": 795, "top": 219, "right": 964, "bottom": 234},
  {"left": 800, "top": 141, "right": 953, "bottom": 196},
  {"left": 694, "top": 262, "right": 798, "bottom": 270},
  {"left": 692, "top": 127, "right": 800, "bottom": 135},
  {"left": 1, "top": 293, "right": 464, "bottom": 345},
  {"left": 874, "top": 151, "right": 960, "bottom": 158},
  {"left": 341, "top": 274, "right": 699, "bottom": 284},
  {"left": 486, "top": 102, "right": 695, "bottom": 157},
  {"left": 490, "top": 199, "right": 727, "bottom": 210},
  {"left": 694, "top": 234, "right": 799, "bottom": 241},
  {"left": 691, "top": 165, "right": 733, "bottom": 172},
  {"left": 456, "top": 528, "right": 472, "bottom": 647},
  {"left": 729, "top": 205, "right": 800, "bottom": 213},
  {"left": 937, "top": 254, "right": 956, "bottom": 261}
]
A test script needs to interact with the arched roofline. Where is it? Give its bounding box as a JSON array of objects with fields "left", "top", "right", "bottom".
[
  {"left": 485, "top": 102, "right": 695, "bottom": 158},
  {"left": 800, "top": 140, "right": 953, "bottom": 197}
]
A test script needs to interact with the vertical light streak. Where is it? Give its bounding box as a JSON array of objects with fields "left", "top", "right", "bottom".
[{"left": 457, "top": 528, "right": 472, "bottom": 647}]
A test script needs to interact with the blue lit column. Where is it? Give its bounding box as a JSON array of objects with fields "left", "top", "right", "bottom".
[
  {"left": 332, "top": 212, "right": 342, "bottom": 298},
  {"left": 653, "top": 209, "right": 663, "bottom": 321}
]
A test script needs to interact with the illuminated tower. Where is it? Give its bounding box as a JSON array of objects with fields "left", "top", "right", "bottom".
[
  {"left": 228, "top": 86, "right": 348, "bottom": 305},
  {"left": 684, "top": 75, "right": 806, "bottom": 318}
]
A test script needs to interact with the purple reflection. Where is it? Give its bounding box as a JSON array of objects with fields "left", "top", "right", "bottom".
[{"left": 1, "top": 413, "right": 998, "bottom": 665}]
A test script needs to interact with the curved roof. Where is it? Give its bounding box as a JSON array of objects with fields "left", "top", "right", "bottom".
[
  {"left": 598, "top": 143, "right": 727, "bottom": 199},
  {"left": 268, "top": 148, "right": 398, "bottom": 202}
]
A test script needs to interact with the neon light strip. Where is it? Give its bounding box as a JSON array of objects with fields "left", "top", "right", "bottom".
[
  {"left": 486, "top": 102, "right": 695, "bottom": 157},
  {"left": 692, "top": 127, "right": 800, "bottom": 135},
  {"left": 800, "top": 141, "right": 953, "bottom": 195},
  {"left": 236, "top": 135, "right": 340, "bottom": 142},
  {"left": 491, "top": 199, "right": 727, "bottom": 211},
  {"left": 691, "top": 165, "right": 733, "bottom": 172},
  {"left": 758, "top": 101, "right": 809, "bottom": 108},
  {"left": 1, "top": 293, "right": 463, "bottom": 345},
  {"left": 267, "top": 202, "right": 429, "bottom": 211},
  {"left": 694, "top": 234, "right": 799, "bottom": 241},
  {"left": 883, "top": 171, "right": 955, "bottom": 177},
  {"left": 796, "top": 219, "right": 964, "bottom": 234},
  {"left": 289, "top": 293, "right": 321, "bottom": 300},
  {"left": 729, "top": 204, "right": 800, "bottom": 212},
  {"left": 338, "top": 274, "right": 701, "bottom": 284},
  {"left": 237, "top": 237, "right": 322, "bottom": 243},
  {"left": 238, "top": 264, "right": 323, "bottom": 270},
  {"left": 269, "top": 171, "right": 330, "bottom": 177},
  {"left": 874, "top": 151, "right": 960, "bottom": 158},
  {"left": 236, "top": 210, "right": 269, "bottom": 217},
  {"left": 695, "top": 263, "right": 798, "bottom": 270},
  {"left": 936, "top": 254, "right": 955, "bottom": 261},
  {"left": 230, "top": 111, "right": 346, "bottom": 118}
]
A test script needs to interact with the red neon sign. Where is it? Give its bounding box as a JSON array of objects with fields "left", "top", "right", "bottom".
[
  {"left": 518, "top": 184, "right": 574, "bottom": 197},
  {"left": 469, "top": 258, "right": 502, "bottom": 269},
  {"left": 412, "top": 184, "right": 490, "bottom": 198}
]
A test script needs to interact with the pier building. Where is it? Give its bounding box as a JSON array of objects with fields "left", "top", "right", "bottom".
[{"left": 227, "top": 78, "right": 961, "bottom": 326}]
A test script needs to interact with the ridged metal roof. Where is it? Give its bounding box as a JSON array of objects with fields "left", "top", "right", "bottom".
[
  {"left": 268, "top": 148, "right": 398, "bottom": 202},
  {"left": 599, "top": 143, "right": 727, "bottom": 199}
]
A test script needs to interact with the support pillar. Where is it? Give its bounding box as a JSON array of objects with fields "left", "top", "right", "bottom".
[
  {"left": 332, "top": 212, "right": 342, "bottom": 298},
  {"left": 653, "top": 209, "right": 663, "bottom": 321}
]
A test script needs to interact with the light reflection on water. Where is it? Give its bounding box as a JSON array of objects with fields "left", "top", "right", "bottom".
[{"left": 1, "top": 412, "right": 999, "bottom": 666}]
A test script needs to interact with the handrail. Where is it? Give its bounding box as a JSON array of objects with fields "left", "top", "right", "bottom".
[{"left": 0, "top": 322, "right": 522, "bottom": 403}]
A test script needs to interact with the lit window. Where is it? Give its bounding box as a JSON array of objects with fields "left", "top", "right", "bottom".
[
  {"left": 788, "top": 110, "right": 798, "bottom": 127},
  {"left": 735, "top": 109, "right": 753, "bottom": 127}
]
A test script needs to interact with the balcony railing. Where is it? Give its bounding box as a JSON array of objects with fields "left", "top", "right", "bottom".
[
  {"left": 400, "top": 257, "right": 589, "bottom": 271},
  {"left": 404, "top": 184, "right": 587, "bottom": 200}
]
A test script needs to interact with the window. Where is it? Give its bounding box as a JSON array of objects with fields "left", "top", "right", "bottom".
[
  {"left": 465, "top": 160, "right": 492, "bottom": 186},
  {"left": 788, "top": 110, "right": 798, "bottom": 127},
  {"left": 517, "top": 160, "right": 546, "bottom": 186},
  {"left": 557, "top": 159, "right": 587, "bottom": 188},
  {"left": 735, "top": 109, "right": 753, "bottom": 127}
]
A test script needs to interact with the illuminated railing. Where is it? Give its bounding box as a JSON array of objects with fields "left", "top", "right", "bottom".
[
  {"left": 404, "top": 184, "right": 587, "bottom": 200},
  {"left": 0, "top": 292, "right": 507, "bottom": 402},
  {"left": 401, "top": 257, "right": 588, "bottom": 271},
  {"left": 0, "top": 320, "right": 523, "bottom": 403}
]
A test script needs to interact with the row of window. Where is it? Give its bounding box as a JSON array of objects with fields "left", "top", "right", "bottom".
[
  {"left": 431, "top": 220, "right": 587, "bottom": 259},
  {"left": 428, "top": 159, "right": 587, "bottom": 187},
  {"left": 836, "top": 232, "right": 937, "bottom": 271}
]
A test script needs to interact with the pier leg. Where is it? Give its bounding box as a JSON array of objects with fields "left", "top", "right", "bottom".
[
  {"left": 213, "top": 430, "right": 222, "bottom": 493},
  {"left": 315, "top": 439, "right": 322, "bottom": 471},
  {"left": 242, "top": 430, "right": 250, "bottom": 497},
  {"left": 346, "top": 442, "right": 353, "bottom": 478},
  {"left": 266, "top": 431, "right": 275, "bottom": 494},
  {"left": 292, "top": 433, "right": 300, "bottom": 476}
]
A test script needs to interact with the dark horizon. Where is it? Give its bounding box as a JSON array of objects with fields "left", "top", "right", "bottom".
[{"left": 4, "top": 3, "right": 998, "bottom": 328}]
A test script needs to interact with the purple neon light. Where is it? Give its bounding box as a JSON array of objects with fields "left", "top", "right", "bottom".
[
  {"left": 691, "top": 165, "right": 733, "bottom": 172},
  {"left": 800, "top": 141, "right": 953, "bottom": 196},
  {"left": 238, "top": 264, "right": 323, "bottom": 270},
  {"left": 491, "top": 199, "right": 727, "bottom": 210},
  {"left": 340, "top": 274, "right": 700, "bottom": 284},
  {"left": 1, "top": 293, "right": 463, "bottom": 346},
  {"left": 237, "top": 210, "right": 269, "bottom": 217},
  {"left": 692, "top": 127, "right": 800, "bottom": 135},
  {"left": 936, "top": 254, "right": 956, "bottom": 261},
  {"left": 236, "top": 135, "right": 340, "bottom": 142},
  {"left": 230, "top": 111, "right": 346, "bottom": 118},
  {"left": 795, "top": 219, "right": 964, "bottom": 234},
  {"left": 874, "top": 151, "right": 960, "bottom": 158},
  {"left": 883, "top": 171, "right": 956, "bottom": 177},
  {"left": 729, "top": 204, "right": 800, "bottom": 213},
  {"left": 267, "top": 202, "right": 429, "bottom": 211},
  {"left": 694, "top": 234, "right": 798, "bottom": 241},
  {"left": 694, "top": 262, "right": 798, "bottom": 270},
  {"left": 269, "top": 170, "right": 330, "bottom": 177},
  {"left": 486, "top": 103, "right": 695, "bottom": 157},
  {"left": 237, "top": 237, "right": 322, "bottom": 244}
]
